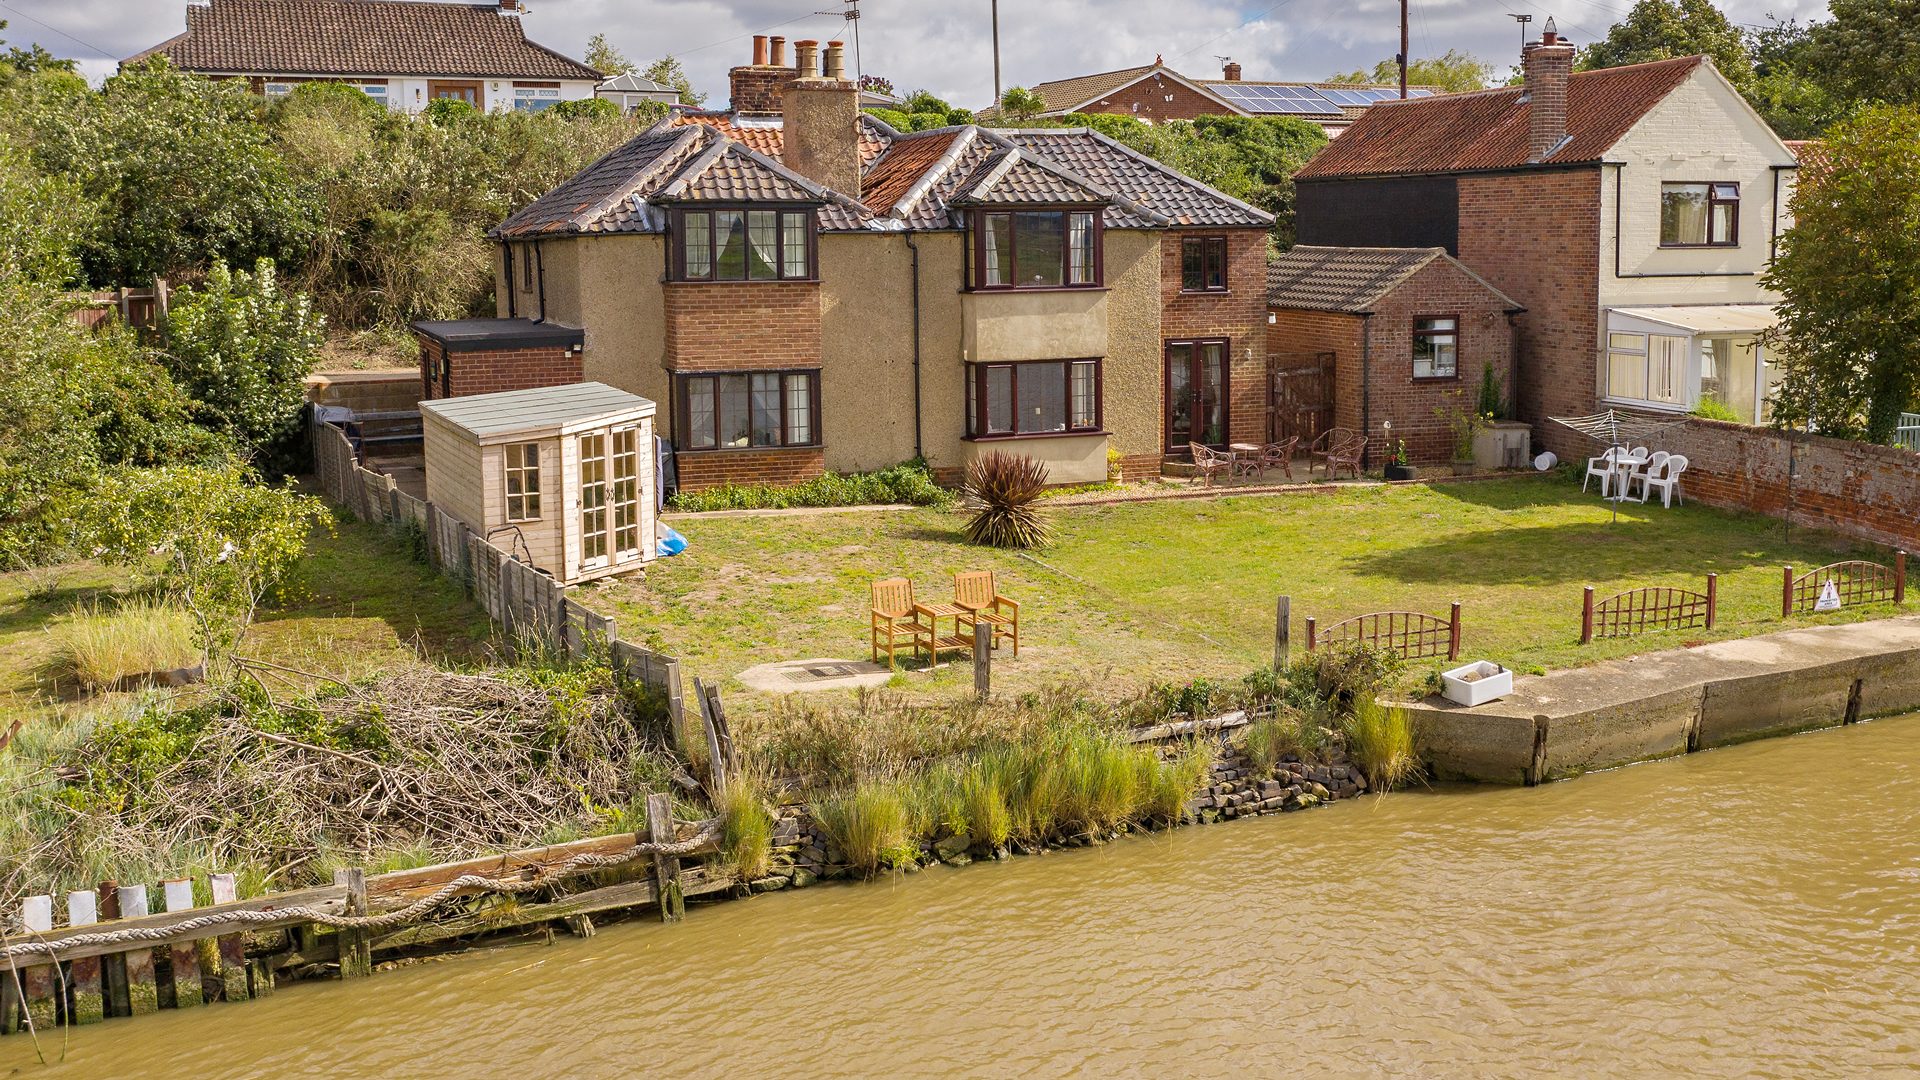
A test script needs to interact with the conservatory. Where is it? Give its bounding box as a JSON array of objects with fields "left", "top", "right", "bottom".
[{"left": 1601, "top": 304, "right": 1783, "bottom": 424}]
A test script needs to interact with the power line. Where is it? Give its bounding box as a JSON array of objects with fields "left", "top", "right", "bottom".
[
  {"left": 672, "top": 11, "right": 837, "bottom": 58},
  {"left": 1171, "top": 0, "right": 1305, "bottom": 63},
  {"left": 0, "top": 1, "right": 117, "bottom": 60}
]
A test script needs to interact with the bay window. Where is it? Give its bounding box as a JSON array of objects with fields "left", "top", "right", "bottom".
[
  {"left": 974, "top": 209, "right": 1101, "bottom": 289},
  {"left": 677, "top": 371, "right": 820, "bottom": 449},
  {"left": 1660, "top": 182, "right": 1739, "bottom": 247},
  {"left": 674, "top": 207, "right": 816, "bottom": 281},
  {"left": 965, "top": 359, "right": 1102, "bottom": 438}
]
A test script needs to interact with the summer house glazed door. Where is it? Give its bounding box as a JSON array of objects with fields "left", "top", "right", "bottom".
[
  {"left": 579, "top": 432, "right": 609, "bottom": 571},
  {"left": 1165, "top": 339, "right": 1229, "bottom": 453},
  {"left": 610, "top": 427, "right": 642, "bottom": 562}
]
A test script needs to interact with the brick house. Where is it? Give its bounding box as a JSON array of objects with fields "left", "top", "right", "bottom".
[
  {"left": 127, "top": 0, "right": 601, "bottom": 114},
  {"left": 486, "top": 37, "right": 1273, "bottom": 492},
  {"left": 1293, "top": 24, "right": 1799, "bottom": 460},
  {"left": 1267, "top": 247, "right": 1522, "bottom": 465},
  {"left": 986, "top": 59, "right": 1436, "bottom": 136}
]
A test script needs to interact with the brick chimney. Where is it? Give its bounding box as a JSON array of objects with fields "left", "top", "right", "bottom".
[
  {"left": 1522, "top": 19, "right": 1575, "bottom": 163},
  {"left": 1223, "top": 61, "right": 1242, "bottom": 81},
  {"left": 782, "top": 40, "right": 861, "bottom": 198},
  {"left": 497, "top": 0, "right": 521, "bottom": 11},
  {"left": 729, "top": 35, "right": 792, "bottom": 116}
]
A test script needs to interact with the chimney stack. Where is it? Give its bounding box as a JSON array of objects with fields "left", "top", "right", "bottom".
[
  {"left": 1522, "top": 18, "right": 1575, "bottom": 163},
  {"left": 794, "top": 39, "right": 820, "bottom": 79},
  {"left": 1223, "top": 61, "right": 1242, "bottom": 81},
  {"left": 782, "top": 38, "right": 861, "bottom": 199},
  {"left": 824, "top": 40, "right": 847, "bottom": 82},
  {"left": 730, "top": 34, "right": 792, "bottom": 116},
  {"left": 497, "top": 0, "right": 520, "bottom": 11}
]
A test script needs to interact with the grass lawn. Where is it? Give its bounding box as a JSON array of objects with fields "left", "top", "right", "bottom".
[
  {"left": 594, "top": 475, "right": 1892, "bottom": 715},
  {"left": 0, "top": 515, "right": 494, "bottom": 728}
]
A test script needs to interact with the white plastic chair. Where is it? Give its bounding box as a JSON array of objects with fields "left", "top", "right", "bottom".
[
  {"left": 1583, "top": 447, "right": 1622, "bottom": 495},
  {"left": 1626, "top": 450, "right": 1670, "bottom": 499},
  {"left": 1639, "top": 454, "right": 1688, "bottom": 508}
]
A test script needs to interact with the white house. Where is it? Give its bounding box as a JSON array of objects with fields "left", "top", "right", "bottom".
[{"left": 127, "top": 0, "right": 602, "bottom": 115}]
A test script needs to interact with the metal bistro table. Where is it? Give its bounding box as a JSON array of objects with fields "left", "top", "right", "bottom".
[{"left": 914, "top": 600, "right": 977, "bottom": 663}]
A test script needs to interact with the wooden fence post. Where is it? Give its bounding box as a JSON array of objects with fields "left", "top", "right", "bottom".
[
  {"left": 1447, "top": 602, "right": 1463, "bottom": 661},
  {"left": 664, "top": 660, "right": 685, "bottom": 755},
  {"left": 161, "top": 879, "right": 202, "bottom": 1008},
  {"left": 1782, "top": 566, "right": 1794, "bottom": 618},
  {"left": 973, "top": 626, "right": 991, "bottom": 700},
  {"left": 1305, "top": 616, "right": 1317, "bottom": 653},
  {"left": 1581, "top": 586, "right": 1596, "bottom": 645},
  {"left": 1896, "top": 551, "right": 1907, "bottom": 606},
  {"left": 645, "top": 793, "right": 685, "bottom": 923},
  {"left": 1273, "top": 596, "right": 1290, "bottom": 671},
  {"left": 116, "top": 884, "right": 158, "bottom": 1015},
  {"left": 337, "top": 869, "right": 372, "bottom": 979},
  {"left": 65, "top": 890, "right": 103, "bottom": 1024},
  {"left": 208, "top": 874, "right": 248, "bottom": 1002},
  {"left": 1705, "top": 573, "right": 1719, "bottom": 630},
  {"left": 97, "top": 881, "right": 129, "bottom": 1018},
  {"left": 19, "top": 894, "right": 56, "bottom": 1031}
]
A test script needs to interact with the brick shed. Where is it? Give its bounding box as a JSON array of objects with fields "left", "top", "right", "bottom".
[
  {"left": 411, "top": 318, "right": 585, "bottom": 402},
  {"left": 1267, "top": 246, "right": 1522, "bottom": 466}
]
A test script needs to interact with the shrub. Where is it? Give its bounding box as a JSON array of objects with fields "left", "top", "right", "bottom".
[
  {"left": 962, "top": 451, "right": 1053, "bottom": 549},
  {"left": 46, "top": 598, "right": 198, "bottom": 692},
  {"left": 1477, "top": 361, "right": 1507, "bottom": 421},
  {"left": 812, "top": 783, "right": 913, "bottom": 876},
  {"left": 1341, "top": 696, "right": 1420, "bottom": 792},
  {"left": 1691, "top": 397, "right": 1744, "bottom": 423},
  {"left": 1284, "top": 641, "right": 1404, "bottom": 710},
  {"left": 715, "top": 774, "right": 775, "bottom": 881},
  {"left": 666, "top": 459, "right": 950, "bottom": 512}
]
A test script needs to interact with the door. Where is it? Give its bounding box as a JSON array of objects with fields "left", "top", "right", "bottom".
[
  {"left": 428, "top": 81, "right": 482, "bottom": 106},
  {"left": 1165, "top": 339, "right": 1230, "bottom": 453},
  {"left": 579, "top": 432, "right": 609, "bottom": 571},
  {"left": 610, "top": 426, "right": 642, "bottom": 562},
  {"left": 1267, "top": 352, "right": 1335, "bottom": 444}
]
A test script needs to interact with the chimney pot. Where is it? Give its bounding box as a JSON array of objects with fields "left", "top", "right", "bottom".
[
  {"left": 824, "top": 40, "right": 847, "bottom": 81},
  {"left": 794, "top": 39, "right": 820, "bottom": 79},
  {"left": 752, "top": 35, "right": 768, "bottom": 67},
  {"left": 770, "top": 36, "right": 786, "bottom": 67},
  {"left": 1223, "top": 61, "right": 1242, "bottom": 81}
]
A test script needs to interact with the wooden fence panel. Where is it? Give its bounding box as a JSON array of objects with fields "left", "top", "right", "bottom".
[{"left": 1583, "top": 575, "right": 1717, "bottom": 643}]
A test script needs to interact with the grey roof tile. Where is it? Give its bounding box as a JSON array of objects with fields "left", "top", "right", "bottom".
[{"left": 1266, "top": 245, "right": 1523, "bottom": 312}]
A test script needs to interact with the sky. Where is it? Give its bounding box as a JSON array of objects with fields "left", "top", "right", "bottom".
[{"left": 7, "top": 0, "right": 1832, "bottom": 109}]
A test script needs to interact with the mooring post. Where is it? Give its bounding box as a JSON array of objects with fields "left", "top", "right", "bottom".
[
  {"left": 1782, "top": 566, "right": 1794, "bottom": 618},
  {"left": 1896, "top": 551, "right": 1907, "bottom": 605},
  {"left": 162, "top": 878, "right": 202, "bottom": 1008},
  {"left": 337, "top": 869, "right": 373, "bottom": 980},
  {"left": 1305, "top": 616, "right": 1317, "bottom": 653},
  {"left": 19, "top": 894, "right": 56, "bottom": 1032},
  {"left": 65, "top": 890, "right": 103, "bottom": 1024},
  {"left": 116, "top": 884, "right": 158, "bottom": 1015},
  {"left": 973, "top": 625, "right": 991, "bottom": 700},
  {"left": 645, "top": 792, "right": 685, "bottom": 923},
  {"left": 208, "top": 874, "right": 249, "bottom": 1002},
  {"left": 693, "top": 678, "right": 730, "bottom": 796},
  {"left": 1274, "top": 596, "right": 1291, "bottom": 671},
  {"left": 96, "top": 881, "right": 130, "bottom": 1018},
  {"left": 1581, "top": 586, "right": 1596, "bottom": 644},
  {"left": 1705, "top": 573, "right": 1719, "bottom": 629},
  {"left": 1526, "top": 715, "right": 1550, "bottom": 787}
]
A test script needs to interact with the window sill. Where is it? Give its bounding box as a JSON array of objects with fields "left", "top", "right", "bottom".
[
  {"left": 666, "top": 278, "right": 822, "bottom": 286},
  {"left": 1599, "top": 397, "right": 1689, "bottom": 413},
  {"left": 674, "top": 444, "right": 824, "bottom": 454},
  {"left": 963, "top": 285, "right": 1109, "bottom": 295},
  {"left": 1656, "top": 243, "right": 1739, "bottom": 250},
  {"left": 963, "top": 430, "right": 1108, "bottom": 443},
  {"left": 1411, "top": 374, "right": 1461, "bottom": 383},
  {"left": 1177, "top": 288, "right": 1231, "bottom": 296}
]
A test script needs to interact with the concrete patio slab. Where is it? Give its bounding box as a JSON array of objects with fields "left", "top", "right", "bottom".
[{"left": 737, "top": 658, "right": 897, "bottom": 694}]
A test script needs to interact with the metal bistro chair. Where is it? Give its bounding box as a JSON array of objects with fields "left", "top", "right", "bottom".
[
  {"left": 1309, "top": 428, "right": 1364, "bottom": 480},
  {"left": 870, "top": 577, "right": 931, "bottom": 669},
  {"left": 1188, "top": 442, "right": 1233, "bottom": 487}
]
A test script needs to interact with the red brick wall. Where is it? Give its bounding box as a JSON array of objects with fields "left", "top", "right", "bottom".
[
  {"left": 1456, "top": 168, "right": 1602, "bottom": 462},
  {"left": 1662, "top": 420, "right": 1920, "bottom": 551},
  {"left": 1360, "top": 260, "right": 1516, "bottom": 465},
  {"left": 1161, "top": 228, "right": 1270, "bottom": 449},
  {"left": 1077, "top": 73, "right": 1228, "bottom": 124},
  {"left": 675, "top": 447, "right": 826, "bottom": 491},
  {"left": 1268, "top": 307, "right": 1363, "bottom": 446},
  {"left": 664, "top": 282, "right": 823, "bottom": 371},
  {"left": 417, "top": 337, "right": 583, "bottom": 400}
]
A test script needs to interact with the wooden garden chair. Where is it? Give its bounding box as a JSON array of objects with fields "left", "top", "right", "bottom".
[
  {"left": 1188, "top": 442, "right": 1232, "bottom": 487},
  {"left": 870, "top": 577, "right": 931, "bottom": 668},
  {"left": 953, "top": 570, "right": 1020, "bottom": 657},
  {"left": 1309, "top": 427, "right": 1364, "bottom": 480}
]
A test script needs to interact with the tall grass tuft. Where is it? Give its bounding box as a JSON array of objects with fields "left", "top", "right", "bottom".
[
  {"left": 957, "top": 763, "right": 1012, "bottom": 848},
  {"left": 1145, "top": 739, "right": 1215, "bottom": 822},
  {"left": 812, "top": 783, "right": 913, "bottom": 876},
  {"left": 962, "top": 451, "right": 1054, "bottom": 549},
  {"left": 717, "top": 774, "right": 776, "bottom": 882},
  {"left": 1240, "top": 709, "right": 1325, "bottom": 775},
  {"left": 1341, "top": 696, "right": 1421, "bottom": 792},
  {"left": 46, "top": 599, "right": 198, "bottom": 692}
]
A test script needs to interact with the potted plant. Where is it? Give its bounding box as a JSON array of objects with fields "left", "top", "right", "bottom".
[
  {"left": 1382, "top": 439, "right": 1415, "bottom": 482},
  {"left": 1435, "top": 397, "right": 1491, "bottom": 476}
]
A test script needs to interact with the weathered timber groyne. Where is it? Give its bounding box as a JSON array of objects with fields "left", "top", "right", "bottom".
[{"left": 1412, "top": 616, "right": 1920, "bottom": 784}]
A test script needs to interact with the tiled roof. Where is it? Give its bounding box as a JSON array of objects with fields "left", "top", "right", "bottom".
[
  {"left": 1266, "top": 246, "right": 1522, "bottom": 313},
  {"left": 1016, "top": 64, "right": 1158, "bottom": 115},
  {"left": 670, "top": 112, "right": 893, "bottom": 169},
  {"left": 954, "top": 148, "right": 1113, "bottom": 207},
  {"left": 127, "top": 0, "right": 600, "bottom": 80},
  {"left": 1002, "top": 128, "right": 1273, "bottom": 228},
  {"left": 860, "top": 130, "right": 962, "bottom": 212},
  {"left": 1296, "top": 56, "right": 1704, "bottom": 180}
]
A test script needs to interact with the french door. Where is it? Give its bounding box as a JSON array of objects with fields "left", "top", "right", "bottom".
[
  {"left": 582, "top": 427, "right": 643, "bottom": 572},
  {"left": 579, "top": 432, "right": 609, "bottom": 569},
  {"left": 1166, "top": 338, "right": 1230, "bottom": 453},
  {"left": 610, "top": 427, "right": 642, "bottom": 561}
]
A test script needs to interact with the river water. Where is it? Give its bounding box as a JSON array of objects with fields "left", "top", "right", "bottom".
[{"left": 10, "top": 717, "right": 1920, "bottom": 1078}]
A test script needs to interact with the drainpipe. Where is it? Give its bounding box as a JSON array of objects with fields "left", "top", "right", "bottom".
[
  {"left": 906, "top": 232, "right": 924, "bottom": 460},
  {"left": 1360, "top": 314, "right": 1373, "bottom": 470},
  {"left": 533, "top": 241, "right": 547, "bottom": 324},
  {"left": 502, "top": 243, "right": 518, "bottom": 319}
]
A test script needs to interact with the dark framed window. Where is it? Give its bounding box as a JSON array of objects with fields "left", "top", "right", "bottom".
[
  {"left": 672, "top": 207, "right": 816, "bottom": 281},
  {"left": 1180, "top": 236, "right": 1228, "bottom": 292},
  {"left": 965, "top": 359, "right": 1102, "bottom": 438},
  {"left": 1660, "top": 182, "right": 1739, "bottom": 247},
  {"left": 677, "top": 370, "right": 820, "bottom": 450},
  {"left": 520, "top": 244, "right": 534, "bottom": 290},
  {"left": 972, "top": 209, "right": 1101, "bottom": 289},
  {"left": 1412, "top": 316, "right": 1459, "bottom": 379}
]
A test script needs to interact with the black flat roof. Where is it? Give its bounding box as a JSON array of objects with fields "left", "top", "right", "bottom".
[{"left": 410, "top": 319, "right": 584, "bottom": 353}]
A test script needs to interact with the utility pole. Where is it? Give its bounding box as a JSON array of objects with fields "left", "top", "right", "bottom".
[
  {"left": 991, "top": 0, "right": 1003, "bottom": 108},
  {"left": 1398, "top": 0, "right": 1409, "bottom": 98}
]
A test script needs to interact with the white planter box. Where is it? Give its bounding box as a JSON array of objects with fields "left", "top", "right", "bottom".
[{"left": 1441, "top": 661, "right": 1512, "bottom": 707}]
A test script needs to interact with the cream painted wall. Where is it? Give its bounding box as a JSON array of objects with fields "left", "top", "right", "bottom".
[
  {"left": 819, "top": 232, "right": 946, "bottom": 473},
  {"left": 962, "top": 433, "right": 1109, "bottom": 485},
  {"left": 961, "top": 289, "right": 1110, "bottom": 362},
  {"left": 1099, "top": 230, "right": 1167, "bottom": 465},
  {"left": 1597, "top": 64, "right": 1800, "bottom": 310}
]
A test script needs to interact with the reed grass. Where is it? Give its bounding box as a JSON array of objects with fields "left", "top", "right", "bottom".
[
  {"left": 45, "top": 599, "right": 197, "bottom": 692},
  {"left": 1341, "top": 696, "right": 1421, "bottom": 792},
  {"left": 811, "top": 784, "right": 913, "bottom": 876},
  {"left": 1239, "top": 709, "right": 1328, "bottom": 775},
  {"left": 717, "top": 773, "right": 776, "bottom": 881}
]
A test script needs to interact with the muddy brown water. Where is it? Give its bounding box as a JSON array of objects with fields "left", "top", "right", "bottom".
[{"left": 9, "top": 718, "right": 1919, "bottom": 1078}]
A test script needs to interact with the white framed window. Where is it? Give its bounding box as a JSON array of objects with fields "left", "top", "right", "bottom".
[
  {"left": 1606, "top": 331, "right": 1685, "bottom": 406},
  {"left": 1413, "top": 317, "right": 1459, "bottom": 379},
  {"left": 513, "top": 85, "right": 564, "bottom": 112},
  {"left": 263, "top": 82, "right": 294, "bottom": 97},
  {"left": 504, "top": 442, "right": 541, "bottom": 521}
]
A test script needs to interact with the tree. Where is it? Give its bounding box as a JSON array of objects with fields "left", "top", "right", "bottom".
[
  {"left": 0, "top": 19, "right": 77, "bottom": 83},
  {"left": 867, "top": 89, "right": 975, "bottom": 132},
  {"left": 643, "top": 55, "right": 705, "bottom": 107},
  {"left": 0, "top": 131, "right": 90, "bottom": 285},
  {"left": 998, "top": 86, "right": 1047, "bottom": 122},
  {"left": 1801, "top": 0, "right": 1920, "bottom": 109},
  {"left": 1745, "top": 18, "right": 1842, "bottom": 139},
  {"left": 162, "top": 258, "right": 324, "bottom": 469},
  {"left": 1327, "top": 50, "right": 1495, "bottom": 93},
  {"left": 1576, "top": 0, "right": 1751, "bottom": 89},
  {"left": 585, "top": 33, "right": 634, "bottom": 76},
  {"left": 1761, "top": 106, "right": 1920, "bottom": 443}
]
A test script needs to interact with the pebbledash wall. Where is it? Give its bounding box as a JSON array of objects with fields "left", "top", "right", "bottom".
[{"left": 1663, "top": 419, "right": 1920, "bottom": 551}]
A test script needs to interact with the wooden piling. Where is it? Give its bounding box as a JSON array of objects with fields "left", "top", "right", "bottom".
[
  {"left": 161, "top": 879, "right": 202, "bottom": 1008},
  {"left": 1274, "top": 596, "right": 1291, "bottom": 671},
  {"left": 972, "top": 626, "right": 991, "bottom": 700},
  {"left": 19, "top": 895, "right": 56, "bottom": 1032},
  {"left": 116, "top": 884, "right": 159, "bottom": 1015},
  {"left": 208, "top": 874, "right": 249, "bottom": 1002},
  {"left": 97, "top": 882, "right": 130, "bottom": 1018},
  {"left": 1581, "top": 586, "right": 1596, "bottom": 644},
  {"left": 64, "top": 891, "right": 103, "bottom": 1024},
  {"left": 338, "top": 869, "right": 373, "bottom": 979},
  {"left": 645, "top": 792, "right": 686, "bottom": 923},
  {"left": 2, "top": 963, "right": 18, "bottom": 1034},
  {"left": 693, "top": 678, "right": 730, "bottom": 795}
]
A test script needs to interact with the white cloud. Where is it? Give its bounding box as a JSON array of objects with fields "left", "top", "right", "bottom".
[{"left": 21, "top": 0, "right": 1832, "bottom": 105}]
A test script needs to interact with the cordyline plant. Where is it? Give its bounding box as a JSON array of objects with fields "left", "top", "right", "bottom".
[{"left": 962, "top": 451, "right": 1053, "bottom": 549}]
